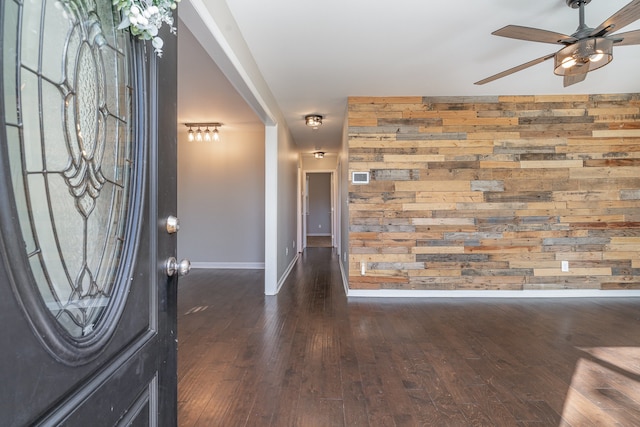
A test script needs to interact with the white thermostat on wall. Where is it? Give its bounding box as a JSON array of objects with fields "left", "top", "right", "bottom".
[{"left": 352, "top": 171, "right": 370, "bottom": 184}]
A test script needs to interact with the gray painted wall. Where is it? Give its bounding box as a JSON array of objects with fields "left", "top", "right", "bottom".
[
  {"left": 276, "top": 125, "right": 299, "bottom": 282},
  {"left": 177, "top": 128, "right": 265, "bottom": 265},
  {"left": 301, "top": 155, "right": 337, "bottom": 171}
]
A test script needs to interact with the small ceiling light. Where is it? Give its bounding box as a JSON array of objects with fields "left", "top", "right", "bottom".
[
  {"left": 305, "top": 114, "right": 323, "bottom": 129},
  {"left": 314, "top": 151, "right": 325, "bottom": 159},
  {"left": 184, "top": 122, "right": 223, "bottom": 142}
]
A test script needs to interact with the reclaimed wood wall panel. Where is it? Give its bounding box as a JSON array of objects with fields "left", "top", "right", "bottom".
[{"left": 347, "top": 94, "right": 640, "bottom": 291}]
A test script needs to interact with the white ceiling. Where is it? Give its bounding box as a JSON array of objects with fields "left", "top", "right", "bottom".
[{"left": 191, "top": 0, "right": 640, "bottom": 153}]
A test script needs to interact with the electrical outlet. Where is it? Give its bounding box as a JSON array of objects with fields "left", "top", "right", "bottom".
[
  {"left": 360, "top": 262, "right": 366, "bottom": 276},
  {"left": 561, "top": 261, "right": 569, "bottom": 272},
  {"left": 318, "top": 224, "right": 322, "bottom": 229},
  {"left": 285, "top": 247, "right": 289, "bottom": 256}
]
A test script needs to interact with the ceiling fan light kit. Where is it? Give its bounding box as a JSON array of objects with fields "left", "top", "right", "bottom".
[
  {"left": 476, "top": 0, "right": 640, "bottom": 87},
  {"left": 553, "top": 37, "right": 613, "bottom": 75}
]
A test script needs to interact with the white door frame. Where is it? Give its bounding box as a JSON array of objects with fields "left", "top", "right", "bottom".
[{"left": 301, "top": 170, "right": 336, "bottom": 250}]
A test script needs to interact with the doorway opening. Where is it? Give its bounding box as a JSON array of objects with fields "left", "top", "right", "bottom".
[{"left": 303, "top": 171, "right": 335, "bottom": 249}]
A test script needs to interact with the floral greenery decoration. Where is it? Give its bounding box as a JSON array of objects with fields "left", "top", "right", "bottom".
[{"left": 114, "top": 0, "right": 180, "bottom": 57}]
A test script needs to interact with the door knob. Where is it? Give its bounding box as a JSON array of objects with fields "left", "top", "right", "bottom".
[{"left": 165, "top": 257, "right": 191, "bottom": 277}]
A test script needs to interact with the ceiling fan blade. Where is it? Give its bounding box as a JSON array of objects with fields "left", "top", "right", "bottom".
[
  {"left": 589, "top": 0, "right": 640, "bottom": 37},
  {"left": 475, "top": 53, "right": 556, "bottom": 85},
  {"left": 492, "top": 25, "right": 576, "bottom": 44},
  {"left": 611, "top": 29, "right": 640, "bottom": 45}
]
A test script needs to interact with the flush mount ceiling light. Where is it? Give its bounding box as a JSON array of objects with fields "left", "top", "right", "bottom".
[
  {"left": 313, "top": 151, "right": 325, "bottom": 159},
  {"left": 184, "top": 122, "right": 222, "bottom": 142},
  {"left": 305, "top": 114, "right": 323, "bottom": 129}
]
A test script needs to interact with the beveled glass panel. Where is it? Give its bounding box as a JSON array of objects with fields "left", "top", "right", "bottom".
[
  {"left": 6, "top": 126, "right": 37, "bottom": 255},
  {"left": 42, "top": 0, "right": 72, "bottom": 85},
  {"left": 20, "top": 71, "right": 43, "bottom": 171},
  {"left": 41, "top": 78, "right": 70, "bottom": 172},
  {"left": 2, "top": 1, "right": 19, "bottom": 125},
  {"left": 20, "top": 0, "right": 43, "bottom": 73},
  {"left": 4, "top": 0, "right": 136, "bottom": 340}
]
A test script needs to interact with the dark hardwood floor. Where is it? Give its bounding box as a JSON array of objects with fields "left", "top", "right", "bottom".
[
  {"left": 306, "top": 236, "right": 332, "bottom": 248},
  {"left": 177, "top": 248, "right": 640, "bottom": 426}
]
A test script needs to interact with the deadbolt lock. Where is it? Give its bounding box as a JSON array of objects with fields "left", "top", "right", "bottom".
[{"left": 166, "top": 215, "right": 180, "bottom": 234}]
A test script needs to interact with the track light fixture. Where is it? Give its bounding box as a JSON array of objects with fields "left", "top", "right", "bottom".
[{"left": 185, "top": 122, "right": 223, "bottom": 142}]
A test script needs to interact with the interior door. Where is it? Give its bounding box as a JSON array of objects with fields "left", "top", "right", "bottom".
[{"left": 0, "top": 1, "right": 181, "bottom": 425}]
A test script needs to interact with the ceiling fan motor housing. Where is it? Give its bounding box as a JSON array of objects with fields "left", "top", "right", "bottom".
[{"left": 567, "top": 0, "right": 591, "bottom": 9}]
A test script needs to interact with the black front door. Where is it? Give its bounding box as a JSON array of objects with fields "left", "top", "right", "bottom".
[{"left": 0, "top": 1, "right": 179, "bottom": 425}]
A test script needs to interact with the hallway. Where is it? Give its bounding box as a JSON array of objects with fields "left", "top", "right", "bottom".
[{"left": 177, "top": 248, "right": 640, "bottom": 426}]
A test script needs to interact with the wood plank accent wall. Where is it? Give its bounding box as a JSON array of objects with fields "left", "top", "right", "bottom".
[{"left": 347, "top": 94, "right": 640, "bottom": 291}]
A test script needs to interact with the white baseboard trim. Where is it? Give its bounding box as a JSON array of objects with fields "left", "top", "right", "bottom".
[
  {"left": 275, "top": 253, "right": 300, "bottom": 294},
  {"left": 347, "top": 289, "right": 640, "bottom": 298},
  {"left": 191, "top": 262, "right": 265, "bottom": 270}
]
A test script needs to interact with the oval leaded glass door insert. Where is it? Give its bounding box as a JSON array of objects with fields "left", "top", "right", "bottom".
[{"left": 1, "top": 0, "right": 143, "bottom": 364}]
